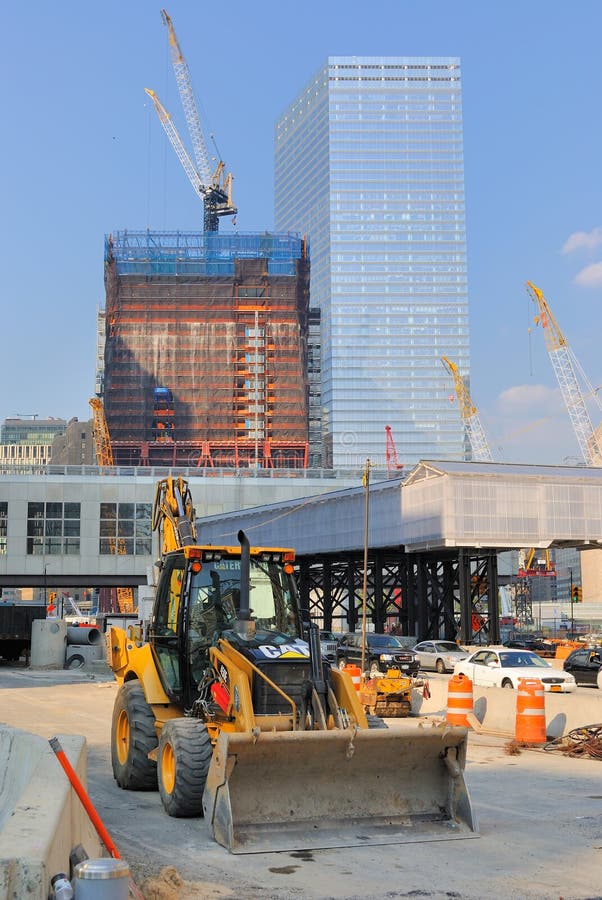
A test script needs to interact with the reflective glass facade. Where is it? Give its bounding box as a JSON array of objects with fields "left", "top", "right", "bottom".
[{"left": 275, "top": 57, "right": 469, "bottom": 468}]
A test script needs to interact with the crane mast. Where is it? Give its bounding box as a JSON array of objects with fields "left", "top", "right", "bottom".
[
  {"left": 89, "top": 398, "right": 115, "bottom": 467},
  {"left": 526, "top": 281, "right": 602, "bottom": 466},
  {"left": 88, "top": 399, "right": 134, "bottom": 612},
  {"left": 441, "top": 357, "right": 493, "bottom": 462},
  {"left": 384, "top": 425, "right": 404, "bottom": 478}
]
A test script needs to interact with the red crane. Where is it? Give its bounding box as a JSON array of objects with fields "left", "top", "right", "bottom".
[{"left": 385, "top": 426, "right": 404, "bottom": 478}]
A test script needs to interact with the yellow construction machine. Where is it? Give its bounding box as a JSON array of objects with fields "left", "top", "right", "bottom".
[
  {"left": 358, "top": 669, "right": 413, "bottom": 718},
  {"left": 106, "top": 476, "right": 477, "bottom": 852}
]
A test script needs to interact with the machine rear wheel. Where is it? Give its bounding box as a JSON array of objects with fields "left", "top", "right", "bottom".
[
  {"left": 158, "top": 718, "right": 213, "bottom": 817},
  {"left": 111, "top": 681, "right": 158, "bottom": 790}
]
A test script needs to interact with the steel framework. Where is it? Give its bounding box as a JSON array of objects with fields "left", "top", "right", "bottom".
[{"left": 296, "top": 546, "right": 500, "bottom": 644}]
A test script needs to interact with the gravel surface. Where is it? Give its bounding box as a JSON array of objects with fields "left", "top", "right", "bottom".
[{"left": 1, "top": 664, "right": 601, "bottom": 899}]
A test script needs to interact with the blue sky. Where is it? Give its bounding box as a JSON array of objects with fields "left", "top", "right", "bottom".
[{"left": 2, "top": 0, "right": 601, "bottom": 466}]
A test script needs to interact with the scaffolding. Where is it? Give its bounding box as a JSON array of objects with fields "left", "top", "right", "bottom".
[{"left": 103, "top": 231, "right": 311, "bottom": 468}]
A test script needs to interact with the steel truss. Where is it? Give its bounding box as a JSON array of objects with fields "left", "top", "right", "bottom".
[{"left": 297, "top": 546, "right": 500, "bottom": 644}]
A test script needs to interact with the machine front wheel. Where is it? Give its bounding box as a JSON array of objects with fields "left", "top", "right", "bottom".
[
  {"left": 158, "top": 718, "right": 213, "bottom": 817},
  {"left": 111, "top": 681, "right": 158, "bottom": 790}
]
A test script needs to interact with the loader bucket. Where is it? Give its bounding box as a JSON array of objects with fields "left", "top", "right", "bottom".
[{"left": 202, "top": 724, "right": 478, "bottom": 854}]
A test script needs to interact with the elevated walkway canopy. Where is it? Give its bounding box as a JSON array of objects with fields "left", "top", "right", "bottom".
[
  {"left": 198, "top": 459, "right": 602, "bottom": 555},
  {"left": 198, "top": 460, "right": 602, "bottom": 644}
]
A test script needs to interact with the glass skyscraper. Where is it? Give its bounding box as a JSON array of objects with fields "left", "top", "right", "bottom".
[{"left": 275, "top": 57, "right": 469, "bottom": 469}]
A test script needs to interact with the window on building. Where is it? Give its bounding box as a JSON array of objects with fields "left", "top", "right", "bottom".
[
  {"left": 0, "top": 501, "right": 7, "bottom": 554},
  {"left": 26, "top": 502, "right": 81, "bottom": 555},
  {"left": 99, "top": 502, "right": 152, "bottom": 555}
]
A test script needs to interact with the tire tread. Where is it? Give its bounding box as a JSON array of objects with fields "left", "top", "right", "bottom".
[{"left": 111, "top": 681, "right": 158, "bottom": 791}]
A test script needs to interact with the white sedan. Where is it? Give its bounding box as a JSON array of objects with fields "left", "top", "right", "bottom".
[{"left": 453, "top": 648, "right": 577, "bottom": 693}]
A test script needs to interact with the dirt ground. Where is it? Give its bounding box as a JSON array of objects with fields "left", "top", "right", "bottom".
[{"left": 1, "top": 665, "right": 601, "bottom": 900}]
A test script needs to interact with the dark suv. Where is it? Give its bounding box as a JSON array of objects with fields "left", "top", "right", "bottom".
[{"left": 337, "top": 632, "right": 419, "bottom": 677}]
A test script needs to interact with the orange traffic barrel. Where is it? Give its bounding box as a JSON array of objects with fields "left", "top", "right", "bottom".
[
  {"left": 515, "top": 678, "right": 546, "bottom": 743},
  {"left": 446, "top": 673, "right": 473, "bottom": 727},
  {"left": 342, "top": 664, "right": 362, "bottom": 691}
]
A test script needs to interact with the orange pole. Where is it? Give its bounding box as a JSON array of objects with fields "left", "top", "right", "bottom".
[
  {"left": 49, "top": 736, "right": 120, "bottom": 857},
  {"left": 49, "top": 738, "right": 145, "bottom": 900}
]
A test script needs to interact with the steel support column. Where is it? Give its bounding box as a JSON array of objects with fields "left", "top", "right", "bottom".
[{"left": 458, "top": 549, "right": 473, "bottom": 644}]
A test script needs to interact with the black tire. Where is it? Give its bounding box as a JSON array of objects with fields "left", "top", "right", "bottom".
[
  {"left": 158, "top": 718, "right": 213, "bottom": 817},
  {"left": 502, "top": 679, "right": 514, "bottom": 690},
  {"left": 369, "top": 661, "right": 381, "bottom": 677},
  {"left": 435, "top": 659, "right": 446, "bottom": 674},
  {"left": 338, "top": 656, "right": 348, "bottom": 669},
  {"left": 366, "top": 714, "right": 388, "bottom": 729},
  {"left": 111, "top": 681, "right": 158, "bottom": 790},
  {"left": 65, "top": 654, "right": 85, "bottom": 670}
]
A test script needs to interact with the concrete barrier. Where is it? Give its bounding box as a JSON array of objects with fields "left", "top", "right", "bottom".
[
  {"left": 412, "top": 679, "right": 602, "bottom": 738},
  {"left": 0, "top": 726, "right": 102, "bottom": 899}
]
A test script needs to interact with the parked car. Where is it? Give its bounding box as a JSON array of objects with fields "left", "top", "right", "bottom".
[
  {"left": 453, "top": 648, "right": 577, "bottom": 692},
  {"left": 319, "top": 630, "right": 340, "bottom": 662},
  {"left": 412, "top": 640, "right": 470, "bottom": 674},
  {"left": 563, "top": 647, "right": 602, "bottom": 688},
  {"left": 337, "top": 632, "right": 419, "bottom": 677},
  {"left": 504, "top": 637, "right": 555, "bottom": 656}
]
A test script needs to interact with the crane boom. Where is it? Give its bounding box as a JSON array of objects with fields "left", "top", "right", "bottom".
[
  {"left": 145, "top": 89, "right": 204, "bottom": 198},
  {"left": 161, "top": 8, "right": 212, "bottom": 187},
  {"left": 526, "top": 281, "right": 602, "bottom": 466},
  {"left": 441, "top": 357, "right": 493, "bottom": 462}
]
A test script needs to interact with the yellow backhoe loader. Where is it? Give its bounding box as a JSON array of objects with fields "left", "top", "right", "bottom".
[{"left": 106, "top": 476, "right": 477, "bottom": 853}]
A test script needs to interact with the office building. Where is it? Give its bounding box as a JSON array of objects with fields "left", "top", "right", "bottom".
[
  {"left": 275, "top": 57, "right": 469, "bottom": 468},
  {"left": 102, "top": 231, "right": 310, "bottom": 468},
  {"left": 0, "top": 417, "right": 66, "bottom": 472}
]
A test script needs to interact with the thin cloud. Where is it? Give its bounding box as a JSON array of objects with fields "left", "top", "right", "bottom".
[
  {"left": 497, "top": 383, "right": 560, "bottom": 414},
  {"left": 481, "top": 384, "right": 579, "bottom": 463},
  {"left": 574, "top": 262, "right": 602, "bottom": 287},
  {"left": 561, "top": 226, "right": 602, "bottom": 254}
]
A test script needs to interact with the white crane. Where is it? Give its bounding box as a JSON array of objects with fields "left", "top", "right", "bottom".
[
  {"left": 441, "top": 356, "right": 493, "bottom": 462},
  {"left": 526, "top": 281, "right": 602, "bottom": 466},
  {"left": 146, "top": 9, "right": 236, "bottom": 231}
]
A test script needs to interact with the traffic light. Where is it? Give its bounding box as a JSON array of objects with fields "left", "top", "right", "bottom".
[{"left": 571, "top": 585, "right": 582, "bottom": 603}]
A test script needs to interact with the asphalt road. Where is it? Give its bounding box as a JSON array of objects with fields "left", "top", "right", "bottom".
[{"left": 1, "top": 664, "right": 601, "bottom": 900}]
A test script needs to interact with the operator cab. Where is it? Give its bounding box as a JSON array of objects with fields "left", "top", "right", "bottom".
[{"left": 150, "top": 545, "right": 302, "bottom": 707}]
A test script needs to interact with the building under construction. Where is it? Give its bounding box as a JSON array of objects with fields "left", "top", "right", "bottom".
[{"left": 103, "top": 230, "right": 311, "bottom": 468}]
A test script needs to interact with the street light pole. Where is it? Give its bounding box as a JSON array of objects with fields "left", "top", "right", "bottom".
[
  {"left": 360, "top": 459, "right": 371, "bottom": 679},
  {"left": 569, "top": 567, "right": 574, "bottom": 638}
]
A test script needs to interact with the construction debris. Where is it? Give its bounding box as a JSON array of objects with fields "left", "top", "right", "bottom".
[{"left": 544, "top": 724, "right": 602, "bottom": 760}]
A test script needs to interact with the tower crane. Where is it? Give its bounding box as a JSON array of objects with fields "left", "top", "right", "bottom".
[
  {"left": 526, "top": 281, "right": 602, "bottom": 466},
  {"left": 441, "top": 356, "right": 493, "bottom": 462},
  {"left": 384, "top": 425, "right": 404, "bottom": 477},
  {"left": 146, "top": 9, "right": 236, "bottom": 232}
]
